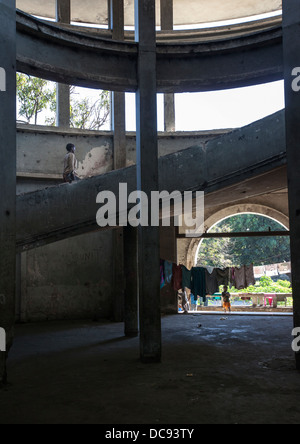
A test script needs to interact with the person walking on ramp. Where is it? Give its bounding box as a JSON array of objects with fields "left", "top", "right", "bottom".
[{"left": 63, "top": 143, "right": 80, "bottom": 183}]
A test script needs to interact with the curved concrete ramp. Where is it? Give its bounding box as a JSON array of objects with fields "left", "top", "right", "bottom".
[
  {"left": 16, "top": 110, "right": 286, "bottom": 251},
  {"left": 16, "top": 10, "right": 283, "bottom": 93}
]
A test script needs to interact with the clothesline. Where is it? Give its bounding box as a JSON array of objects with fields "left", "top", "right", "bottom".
[{"left": 160, "top": 260, "right": 255, "bottom": 301}]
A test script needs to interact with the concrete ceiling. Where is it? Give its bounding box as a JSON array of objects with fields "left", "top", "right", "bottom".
[{"left": 16, "top": 0, "right": 282, "bottom": 26}]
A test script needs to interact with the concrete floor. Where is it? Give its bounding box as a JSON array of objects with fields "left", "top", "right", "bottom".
[{"left": 1, "top": 314, "right": 300, "bottom": 424}]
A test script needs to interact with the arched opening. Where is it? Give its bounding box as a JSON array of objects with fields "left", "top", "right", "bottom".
[
  {"left": 184, "top": 211, "right": 292, "bottom": 313},
  {"left": 196, "top": 212, "right": 289, "bottom": 268}
]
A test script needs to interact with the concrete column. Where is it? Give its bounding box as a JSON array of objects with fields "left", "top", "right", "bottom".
[
  {"left": 20, "top": 253, "right": 28, "bottom": 323},
  {"left": 164, "top": 95, "right": 176, "bottom": 132},
  {"left": 56, "top": 0, "right": 71, "bottom": 23},
  {"left": 110, "top": 0, "right": 126, "bottom": 171},
  {"left": 112, "top": 92, "right": 126, "bottom": 170},
  {"left": 56, "top": 0, "right": 71, "bottom": 128},
  {"left": 282, "top": 0, "right": 300, "bottom": 370},
  {"left": 124, "top": 226, "right": 139, "bottom": 337},
  {"left": 161, "top": 0, "right": 175, "bottom": 132},
  {"left": 15, "top": 254, "right": 21, "bottom": 323},
  {"left": 135, "top": 0, "right": 162, "bottom": 363},
  {"left": 109, "top": 0, "right": 127, "bottom": 323},
  {"left": 160, "top": 0, "right": 173, "bottom": 30},
  {"left": 109, "top": 0, "right": 125, "bottom": 41},
  {"left": 0, "top": 0, "right": 16, "bottom": 384},
  {"left": 56, "top": 84, "right": 70, "bottom": 129}
]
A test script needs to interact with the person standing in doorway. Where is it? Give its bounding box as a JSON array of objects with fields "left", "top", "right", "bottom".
[
  {"left": 222, "top": 286, "right": 231, "bottom": 313},
  {"left": 63, "top": 143, "right": 80, "bottom": 183}
]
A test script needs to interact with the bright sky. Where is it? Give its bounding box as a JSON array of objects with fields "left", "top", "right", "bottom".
[
  {"left": 125, "top": 80, "right": 285, "bottom": 132},
  {"left": 20, "top": 80, "right": 285, "bottom": 132}
]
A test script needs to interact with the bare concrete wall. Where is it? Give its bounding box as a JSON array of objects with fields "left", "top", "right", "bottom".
[
  {"left": 18, "top": 231, "right": 114, "bottom": 322},
  {"left": 18, "top": 125, "right": 284, "bottom": 321},
  {"left": 17, "top": 126, "right": 113, "bottom": 180},
  {"left": 18, "top": 127, "right": 224, "bottom": 321},
  {"left": 17, "top": 126, "right": 230, "bottom": 184}
]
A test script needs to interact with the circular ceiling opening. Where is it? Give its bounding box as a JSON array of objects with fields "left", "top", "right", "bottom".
[{"left": 16, "top": 0, "right": 282, "bottom": 27}]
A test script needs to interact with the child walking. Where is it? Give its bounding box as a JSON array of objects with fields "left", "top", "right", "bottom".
[{"left": 222, "top": 286, "right": 231, "bottom": 313}]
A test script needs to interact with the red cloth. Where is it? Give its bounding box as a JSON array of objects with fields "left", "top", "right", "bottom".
[
  {"left": 172, "top": 264, "right": 183, "bottom": 291},
  {"left": 264, "top": 294, "right": 276, "bottom": 307}
]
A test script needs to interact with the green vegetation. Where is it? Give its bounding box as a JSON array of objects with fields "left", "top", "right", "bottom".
[
  {"left": 16, "top": 74, "right": 56, "bottom": 125},
  {"left": 198, "top": 214, "right": 290, "bottom": 268},
  {"left": 16, "top": 73, "right": 110, "bottom": 129},
  {"left": 69, "top": 87, "right": 110, "bottom": 130},
  {"left": 229, "top": 276, "right": 292, "bottom": 294},
  {"left": 198, "top": 214, "right": 292, "bottom": 305}
]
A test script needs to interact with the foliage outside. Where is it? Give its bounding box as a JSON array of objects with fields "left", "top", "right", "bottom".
[
  {"left": 198, "top": 214, "right": 290, "bottom": 268},
  {"left": 16, "top": 74, "right": 56, "bottom": 125},
  {"left": 228, "top": 276, "right": 292, "bottom": 294},
  {"left": 16, "top": 73, "right": 110, "bottom": 130}
]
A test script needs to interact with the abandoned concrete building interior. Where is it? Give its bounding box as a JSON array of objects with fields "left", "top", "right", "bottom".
[{"left": 1, "top": 0, "right": 300, "bottom": 425}]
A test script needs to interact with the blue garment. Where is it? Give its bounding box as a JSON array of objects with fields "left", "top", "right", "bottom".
[
  {"left": 182, "top": 266, "right": 192, "bottom": 290},
  {"left": 190, "top": 294, "right": 197, "bottom": 304},
  {"left": 164, "top": 261, "right": 173, "bottom": 284},
  {"left": 191, "top": 267, "right": 207, "bottom": 302},
  {"left": 160, "top": 260, "right": 165, "bottom": 289}
]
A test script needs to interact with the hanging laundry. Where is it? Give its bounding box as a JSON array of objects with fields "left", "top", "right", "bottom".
[
  {"left": 182, "top": 266, "right": 192, "bottom": 290},
  {"left": 172, "top": 264, "right": 183, "bottom": 291},
  {"left": 245, "top": 264, "right": 255, "bottom": 287},
  {"left": 230, "top": 267, "right": 235, "bottom": 287},
  {"left": 234, "top": 266, "right": 246, "bottom": 290},
  {"left": 164, "top": 261, "right": 173, "bottom": 284},
  {"left": 191, "top": 267, "right": 207, "bottom": 302},
  {"left": 216, "top": 268, "right": 230, "bottom": 287},
  {"left": 160, "top": 260, "right": 165, "bottom": 289},
  {"left": 205, "top": 268, "right": 219, "bottom": 295}
]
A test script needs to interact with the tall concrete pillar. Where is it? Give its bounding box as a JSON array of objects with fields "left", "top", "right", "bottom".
[
  {"left": 56, "top": 84, "right": 70, "bottom": 129},
  {"left": 0, "top": 0, "right": 16, "bottom": 384},
  {"left": 56, "top": 0, "right": 70, "bottom": 23},
  {"left": 161, "top": 0, "right": 175, "bottom": 132},
  {"left": 108, "top": 0, "right": 127, "bottom": 323},
  {"left": 135, "top": 0, "right": 162, "bottom": 363},
  {"left": 56, "top": 0, "right": 70, "bottom": 128},
  {"left": 124, "top": 226, "right": 138, "bottom": 337},
  {"left": 282, "top": 0, "right": 300, "bottom": 370},
  {"left": 109, "top": 0, "right": 126, "bottom": 171}
]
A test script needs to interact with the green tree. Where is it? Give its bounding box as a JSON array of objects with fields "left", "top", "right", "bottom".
[
  {"left": 198, "top": 223, "right": 233, "bottom": 268},
  {"left": 16, "top": 73, "right": 56, "bottom": 125},
  {"left": 198, "top": 214, "right": 290, "bottom": 267},
  {"left": 70, "top": 88, "right": 110, "bottom": 130},
  {"left": 17, "top": 74, "right": 110, "bottom": 130}
]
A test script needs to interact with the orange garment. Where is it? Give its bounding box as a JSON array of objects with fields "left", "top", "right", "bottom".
[{"left": 223, "top": 302, "right": 231, "bottom": 310}]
